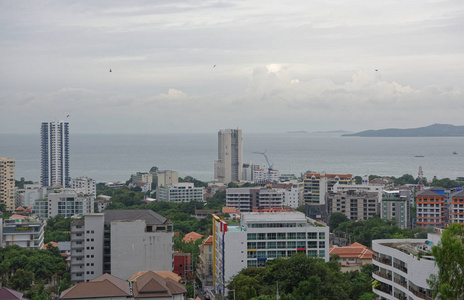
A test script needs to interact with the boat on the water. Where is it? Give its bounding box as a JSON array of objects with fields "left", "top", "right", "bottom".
[{"left": 414, "top": 155, "right": 424, "bottom": 157}]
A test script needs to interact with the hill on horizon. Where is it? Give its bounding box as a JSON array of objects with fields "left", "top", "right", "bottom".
[{"left": 342, "top": 124, "right": 464, "bottom": 137}]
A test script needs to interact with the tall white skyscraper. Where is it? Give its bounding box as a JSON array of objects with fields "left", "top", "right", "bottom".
[
  {"left": 214, "top": 129, "right": 242, "bottom": 183},
  {"left": 41, "top": 120, "right": 69, "bottom": 187}
]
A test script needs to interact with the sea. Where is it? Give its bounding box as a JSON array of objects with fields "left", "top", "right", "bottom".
[{"left": 1, "top": 132, "right": 464, "bottom": 183}]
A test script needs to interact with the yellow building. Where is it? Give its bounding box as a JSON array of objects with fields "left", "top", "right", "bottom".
[{"left": 0, "top": 157, "right": 16, "bottom": 212}]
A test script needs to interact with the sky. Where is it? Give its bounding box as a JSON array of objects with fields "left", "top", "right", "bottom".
[{"left": 1, "top": 0, "right": 463, "bottom": 134}]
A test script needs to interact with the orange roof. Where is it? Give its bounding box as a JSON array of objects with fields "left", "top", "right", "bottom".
[
  {"left": 43, "top": 242, "right": 58, "bottom": 249},
  {"left": 329, "top": 242, "right": 374, "bottom": 260},
  {"left": 222, "top": 207, "right": 237, "bottom": 214},
  {"left": 183, "top": 232, "right": 204, "bottom": 243},
  {"left": 129, "top": 271, "right": 182, "bottom": 283},
  {"left": 203, "top": 236, "right": 213, "bottom": 245},
  {"left": 16, "top": 206, "right": 25, "bottom": 211}
]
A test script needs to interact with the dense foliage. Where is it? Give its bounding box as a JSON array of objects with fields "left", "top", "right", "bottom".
[
  {"left": 226, "top": 254, "right": 374, "bottom": 300},
  {"left": 44, "top": 215, "right": 73, "bottom": 243},
  {"left": 0, "top": 245, "right": 71, "bottom": 299},
  {"left": 428, "top": 223, "right": 464, "bottom": 299},
  {"left": 430, "top": 177, "right": 464, "bottom": 189},
  {"left": 332, "top": 217, "right": 428, "bottom": 247}
]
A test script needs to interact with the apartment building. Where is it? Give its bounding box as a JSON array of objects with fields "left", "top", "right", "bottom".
[
  {"left": 271, "top": 182, "right": 304, "bottom": 209},
  {"left": 41, "top": 120, "right": 69, "bottom": 188},
  {"left": 156, "top": 170, "right": 179, "bottom": 187},
  {"left": 253, "top": 168, "right": 280, "bottom": 184},
  {"left": 70, "top": 210, "right": 173, "bottom": 282},
  {"left": 450, "top": 189, "right": 464, "bottom": 224},
  {"left": 327, "top": 190, "right": 378, "bottom": 221},
  {"left": 304, "top": 172, "right": 353, "bottom": 205},
  {"left": 214, "top": 129, "right": 242, "bottom": 183},
  {"left": 0, "top": 215, "right": 44, "bottom": 249},
  {"left": 372, "top": 233, "right": 440, "bottom": 300},
  {"left": 0, "top": 157, "right": 16, "bottom": 212},
  {"left": 226, "top": 188, "right": 284, "bottom": 212},
  {"left": 416, "top": 190, "right": 445, "bottom": 229},
  {"left": 156, "top": 183, "right": 204, "bottom": 203},
  {"left": 130, "top": 172, "right": 153, "bottom": 184},
  {"left": 213, "top": 212, "right": 329, "bottom": 297},
  {"left": 332, "top": 178, "right": 383, "bottom": 203},
  {"left": 70, "top": 177, "right": 97, "bottom": 196},
  {"left": 33, "top": 190, "right": 94, "bottom": 218},
  {"left": 197, "top": 236, "right": 214, "bottom": 287},
  {"left": 381, "top": 190, "right": 412, "bottom": 229}
]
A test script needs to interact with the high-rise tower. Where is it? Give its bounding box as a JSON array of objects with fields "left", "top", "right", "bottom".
[
  {"left": 0, "top": 157, "right": 16, "bottom": 211},
  {"left": 214, "top": 129, "right": 242, "bottom": 183},
  {"left": 41, "top": 120, "right": 69, "bottom": 187}
]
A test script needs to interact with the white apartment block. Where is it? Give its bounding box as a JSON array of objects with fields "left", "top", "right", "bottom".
[
  {"left": 226, "top": 188, "right": 284, "bottom": 212},
  {"left": 16, "top": 182, "right": 41, "bottom": 208},
  {"left": 213, "top": 212, "right": 329, "bottom": 297},
  {"left": 1, "top": 215, "right": 44, "bottom": 249},
  {"left": 105, "top": 181, "right": 126, "bottom": 189},
  {"left": 332, "top": 179, "right": 383, "bottom": 203},
  {"left": 70, "top": 210, "right": 174, "bottom": 282},
  {"left": 372, "top": 233, "right": 441, "bottom": 300},
  {"left": 156, "top": 182, "right": 204, "bottom": 203},
  {"left": 214, "top": 129, "right": 242, "bottom": 184},
  {"left": 328, "top": 190, "right": 378, "bottom": 221},
  {"left": 40, "top": 121, "right": 69, "bottom": 188},
  {"left": 70, "top": 177, "right": 97, "bottom": 196},
  {"left": 253, "top": 168, "right": 280, "bottom": 184},
  {"left": 274, "top": 181, "right": 304, "bottom": 209},
  {"left": 33, "top": 190, "right": 94, "bottom": 218},
  {"left": 242, "top": 162, "right": 265, "bottom": 182},
  {"left": 0, "top": 157, "right": 16, "bottom": 212}
]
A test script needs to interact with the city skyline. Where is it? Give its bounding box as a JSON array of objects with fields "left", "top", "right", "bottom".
[{"left": 1, "top": 1, "right": 463, "bottom": 134}]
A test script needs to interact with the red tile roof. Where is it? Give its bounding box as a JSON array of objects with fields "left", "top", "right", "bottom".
[
  {"left": 183, "top": 232, "right": 204, "bottom": 243},
  {"left": 329, "top": 242, "right": 374, "bottom": 260}
]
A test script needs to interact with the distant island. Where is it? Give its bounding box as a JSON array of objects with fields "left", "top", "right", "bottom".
[
  {"left": 313, "top": 130, "right": 352, "bottom": 134},
  {"left": 343, "top": 124, "right": 464, "bottom": 137},
  {"left": 286, "top": 131, "right": 309, "bottom": 134}
]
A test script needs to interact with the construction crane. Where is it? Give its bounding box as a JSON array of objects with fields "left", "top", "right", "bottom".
[{"left": 253, "top": 150, "right": 274, "bottom": 170}]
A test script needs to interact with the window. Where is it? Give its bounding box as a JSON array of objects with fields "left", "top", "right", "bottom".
[
  {"left": 267, "top": 242, "right": 276, "bottom": 249},
  {"left": 288, "top": 232, "right": 296, "bottom": 239},
  {"left": 277, "top": 233, "right": 286, "bottom": 240},
  {"left": 308, "top": 241, "right": 318, "bottom": 248},
  {"left": 247, "top": 233, "right": 257, "bottom": 240},
  {"left": 319, "top": 241, "right": 325, "bottom": 248},
  {"left": 267, "top": 233, "right": 276, "bottom": 240},
  {"left": 297, "top": 232, "right": 306, "bottom": 239},
  {"left": 319, "top": 232, "right": 325, "bottom": 239},
  {"left": 267, "top": 251, "right": 277, "bottom": 258},
  {"left": 257, "top": 242, "right": 266, "bottom": 249},
  {"left": 308, "top": 232, "right": 317, "bottom": 239},
  {"left": 247, "top": 260, "right": 257, "bottom": 268},
  {"left": 287, "top": 241, "right": 296, "bottom": 248},
  {"left": 277, "top": 241, "right": 286, "bottom": 249},
  {"left": 258, "top": 233, "right": 266, "bottom": 240},
  {"left": 247, "top": 242, "right": 256, "bottom": 249}
]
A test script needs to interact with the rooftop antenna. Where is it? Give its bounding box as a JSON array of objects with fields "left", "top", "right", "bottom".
[{"left": 417, "top": 166, "right": 424, "bottom": 191}]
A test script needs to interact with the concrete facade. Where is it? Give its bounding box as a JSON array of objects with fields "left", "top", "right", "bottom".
[
  {"left": 70, "top": 177, "right": 97, "bottom": 196},
  {"left": 0, "top": 157, "right": 16, "bottom": 212},
  {"left": 328, "top": 190, "right": 378, "bottom": 221},
  {"left": 304, "top": 172, "right": 353, "bottom": 205},
  {"left": 214, "top": 129, "right": 242, "bottom": 184},
  {"left": 226, "top": 188, "right": 285, "bottom": 212},
  {"left": 372, "top": 234, "right": 440, "bottom": 300},
  {"left": 156, "top": 170, "right": 179, "bottom": 187},
  {"left": 157, "top": 183, "right": 204, "bottom": 203},
  {"left": 44, "top": 190, "right": 94, "bottom": 218},
  {"left": 1, "top": 215, "right": 44, "bottom": 249}
]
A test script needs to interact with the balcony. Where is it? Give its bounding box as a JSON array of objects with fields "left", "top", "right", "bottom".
[
  {"left": 393, "top": 277, "right": 407, "bottom": 289},
  {"left": 393, "top": 262, "right": 408, "bottom": 273},
  {"left": 373, "top": 270, "right": 392, "bottom": 281},
  {"left": 373, "top": 254, "right": 392, "bottom": 266},
  {"left": 409, "top": 287, "right": 433, "bottom": 300}
]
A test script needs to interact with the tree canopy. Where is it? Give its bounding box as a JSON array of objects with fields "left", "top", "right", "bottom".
[
  {"left": 227, "top": 254, "right": 374, "bottom": 300},
  {"left": 428, "top": 223, "right": 464, "bottom": 299}
]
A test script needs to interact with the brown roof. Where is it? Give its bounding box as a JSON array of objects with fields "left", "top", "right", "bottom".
[
  {"left": 43, "top": 241, "right": 58, "bottom": 249},
  {"left": 222, "top": 207, "right": 237, "bottom": 214},
  {"left": 183, "top": 231, "right": 203, "bottom": 243},
  {"left": 329, "top": 242, "right": 374, "bottom": 260},
  {"left": 416, "top": 190, "right": 442, "bottom": 197},
  {"left": 132, "top": 271, "right": 186, "bottom": 298},
  {"left": 203, "top": 236, "right": 213, "bottom": 245},
  {"left": 129, "top": 271, "right": 182, "bottom": 283},
  {"left": 61, "top": 274, "right": 130, "bottom": 299},
  {"left": 0, "top": 287, "right": 27, "bottom": 300}
]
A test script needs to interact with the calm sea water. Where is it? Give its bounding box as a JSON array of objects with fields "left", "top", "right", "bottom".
[{"left": 1, "top": 133, "right": 464, "bottom": 183}]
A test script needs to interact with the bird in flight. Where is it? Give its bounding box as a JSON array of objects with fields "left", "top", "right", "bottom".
[
  {"left": 109, "top": 69, "right": 112, "bottom": 72},
  {"left": 213, "top": 65, "right": 216, "bottom": 68},
  {"left": 375, "top": 69, "right": 378, "bottom": 71},
  {"left": 66, "top": 115, "right": 70, "bottom": 118}
]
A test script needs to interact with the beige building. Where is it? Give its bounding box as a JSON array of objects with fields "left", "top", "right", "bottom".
[
  {"left": 328, "top": 190, "right": 378, "bottom": 221},
  {"left": 0, "top": 157, "right": 16, "bottom": 212},
  {"left": 157, "top": 170, "right": 179, "bottom": 187},
  {"left": 214, "top": 129, "right": 242, "bottom": 184}
]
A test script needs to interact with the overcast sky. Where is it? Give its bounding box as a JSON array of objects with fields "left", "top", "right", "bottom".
[{"left": 1, "top": 0, "right": 463, "bottom": 134}]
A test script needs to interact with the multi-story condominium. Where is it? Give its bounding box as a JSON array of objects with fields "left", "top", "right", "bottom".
[
  {"left": 332, "top": 177, "right": 383, "bottom": 203},
  {"left": 372, "top": 233, "right": 441, "bottom": 300},
  {"left": 156, "top": 170, "right": 179, "bottom": 187},
  {"left": 327, "top": 190, "right": 378, "bottom": 221},
  {"left": 416, "top": 190, "right": 445, "bottom": 229},
  {"left": 41, "top": 120, "right": 69, "bottom": 188},
  {"left": 226, "top": 188, "right": 284, "bottom": 212},
  {"left": 32, "top": 190, "right": 94, "bottom": 218},
  {"left": 304, "top": 172, "right": 353, "bottom": 205},
  {"left": 0, "top": 157, "right": 16, "bottom": 212},
  {"left": 128, "top": 181, "right": 151, "bottom": 193},
  {"left": 253, "top": 168, "right": 280, "bottom": 184},
  {"left": 105, "top": 181, "right": 126, "bottom": 189},
  {"left": 130, "top": 172, "right": 153, "bottom": 184},
  {"left": 381, "top": 190, "right": 412, "bottom": 229},
  {"left": 213, "top": 212, "right": 329, "bottom": 297},
  {"left": 271, "top": 182, "right": 304, "bottom": 209},
  {"left": 450, "top": 189, "right": 464, "bottom": 224},
  {"left": 70, "top": 210, "right": 174, "bottom": 282},
  {"left": 197, "top": 236, "right": 214, "bottom": 287},
  {"left": 70, "top": 177, "right": 96, "bottom": 196},
  {"left": 214, "top": 129, "right": 242, "bottom": 184},
  {"left": 0, "top": 215, "right": 44, "bottom": 249},
  {"left": 279, "top": 174, "right": 296, "bottom": 182},
  {"left": 242, "top": 162, "right": 265, "bottom": 182},
  {"left": 16, "top": 182, "right": 41, "bottom": 208},
  {"left": 157, "top": 183, "right": 204, "bottom": 203}
]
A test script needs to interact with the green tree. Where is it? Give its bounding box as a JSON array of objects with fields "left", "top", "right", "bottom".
[
  {"left": 328, "top": 212, "right": 349, "bottom": 232},
  {"left": 428, "top": 223, "right": 464, "bottom": 299},
  {"left": 10, "top": 269, "right": 35, "bottom": 291}
]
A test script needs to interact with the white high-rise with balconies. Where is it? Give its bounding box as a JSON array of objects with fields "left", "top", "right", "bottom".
[
  {"left": 41, "top": 120, "right": 69, "bottom": 187},
  {"left": 214, "top": 129, "right": 242, "bottom": 184}
]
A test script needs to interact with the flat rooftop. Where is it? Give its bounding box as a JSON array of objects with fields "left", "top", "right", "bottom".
[{"left": 242, "top": 212, "right": 307, "bottom": 223}]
